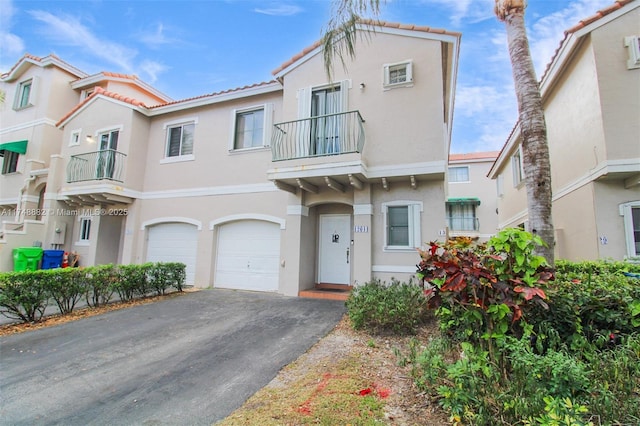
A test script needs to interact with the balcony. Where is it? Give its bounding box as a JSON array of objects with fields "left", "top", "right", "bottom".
[
  {"left": 62, "top": 150, "right": 132, "bottom": 207},
  {"left": 66, "top": 150, "right": 126, "bottom": 183},
  {"left": 271, "top": 110, "right": 365, "bottom": 162}
]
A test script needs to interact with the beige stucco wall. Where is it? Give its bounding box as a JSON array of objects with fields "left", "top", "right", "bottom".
[
  {"left": 279, "top": 31, "right": 447, "bottom": 168},
  {"left": 143, "top": 92, "right": 283, "bottom": 192},
  {"left": 591, "top": 7, "right": 640, "bottom": 161}
]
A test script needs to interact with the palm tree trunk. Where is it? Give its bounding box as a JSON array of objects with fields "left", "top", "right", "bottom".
[{"left": 497, "top": 2, "right": 555, "bottom": 264}]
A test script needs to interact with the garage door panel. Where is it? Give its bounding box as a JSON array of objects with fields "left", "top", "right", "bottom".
[
  {"left": 215, "top": 220, "right": 280, "bottom": 292},
  {"left": 147, "top": 223, "right": 198, "bottom": 285}
]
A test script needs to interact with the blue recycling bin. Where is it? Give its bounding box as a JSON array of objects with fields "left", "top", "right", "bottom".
[{"left": 41, "top": 249, "right": 65, "bottom": 269}]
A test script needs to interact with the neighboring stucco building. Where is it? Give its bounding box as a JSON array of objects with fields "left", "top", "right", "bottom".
[
  {"left": 447, "top": 151, "right": 500, "bottom": 241},
  {"left": 1, "top": 20, "right": 461, "bottom": 296},
  {"left": 489, "top": 0, "right": 640, "bottom": 261}
]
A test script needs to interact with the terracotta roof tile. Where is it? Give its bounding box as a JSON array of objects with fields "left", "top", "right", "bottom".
[
  {"left": 540, "top": 0, "right": 635, "bottom": 83},
  {"left": 271, "top": 19, "right": 460, "bottom": 76},
  {"left": 56, "top": 87, "right": 147, "bottom": 127},
  {"left": 149, "top": 80, "right": 279, "bottom": 109},
  {"left": 449, "top": 151, "right": 500, "bottom": 161}
]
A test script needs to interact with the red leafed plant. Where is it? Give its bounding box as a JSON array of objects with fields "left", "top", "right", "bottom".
[{"left": 416, "top": 229, "right": 553, "bottom": 359}]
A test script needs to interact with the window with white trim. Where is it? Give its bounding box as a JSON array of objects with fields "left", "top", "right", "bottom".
[
  {"left": 79, "top": 217, "right": 92, "bottom": 242},
  {"left": 14, "top": 79, "right": 33, "bottom": 109},
  {"left": 621, "top": 201, "right": 640, "bottom": 258},
  {"left": 512, "top": 148, "right": 524, "bottom": 187},
  {"left": 166, "top": 122, "right": 194, "bottom": 158},
  {"left": 0, "top": 150, "right": 19, "bottom": 174},
  {"left": 383, "top": 201, "right": 422, "bottom": 250},
  {"left": 624, "top": 36, "right": 640, "bottom": 70},
  {"left": 70, "top": 130, "right": 81, "bottom": 146},
  {"left": 448, "top": 166, "right": 469, "bottom": 183},
  {"left": 234, "top": 107, "right": 264, "bottom": 149},
  {"left": 383, "top": 60, "right": 413, "bottom": 89},
  {"left": 446, "top": 202, "right": 479, "bottom": 231}
]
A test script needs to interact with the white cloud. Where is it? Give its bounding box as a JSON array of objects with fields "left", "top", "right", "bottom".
[
  {"left": 254, "top": 4, "right": 303, "bottom": 16},
  {"left": 28, "top": 10, "right": 137, "bottom": 72},
  {"left": 417, "top": 0, "right": 495, "bottom": 26},
  {"left": 139, "top": 22, "right": 184, "bottom": 49},
  {"left": 0, "top": 0, "right": 25, "bottom": 65},
  {"left": 139, "top": 60, "right": 168, "bottom": 84},
  {"left": 527, "top": 0, "right": 614, "bottom": 76}
]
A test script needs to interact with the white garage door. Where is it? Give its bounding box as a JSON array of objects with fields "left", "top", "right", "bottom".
[
  {"left": 215, "top": 220, "right": 280, "bottom": 292},
  {"left": 146, "top": 223, "right": 198, "bottom": 285}
]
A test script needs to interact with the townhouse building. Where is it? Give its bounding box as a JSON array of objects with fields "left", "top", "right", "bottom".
[
  {"left": 447, "top": 151, "right": 499, "bottom": 242},
  {"left": 1, "top": 20, "right": 461, "bottom": 296},
  {"left": 488, "top": 0, "right": 640, "bottom": 261}
]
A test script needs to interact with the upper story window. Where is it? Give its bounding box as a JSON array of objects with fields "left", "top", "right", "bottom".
[
  {"left": 383, "top": 201, "right": 422, "bottom": 250},
  {"left": 166, "top": 123, "right": 194, "bottom": 158},
  {"left": 14, "top": 79, "right": 33, "bottom": 110},
  {"left": 512, "top": 148, "right": 524, "bottom": 187},
  {"left": 234, "top": 108, "right": 264, "bottom": 149},
  {"left": 1, "top": 150, "right": 19, "bottom": 174},
  {"left": 383, "top": 60, "right": 413, "bottom": 89},
  {"left": 448, "top": 166, "right": 470, "bottom": 183},
  {"left": 624, "top": 36, "right": 640, "bottom": 70},
  {"left": 70, "top": 130, "right": 81, "bottom": 146}
]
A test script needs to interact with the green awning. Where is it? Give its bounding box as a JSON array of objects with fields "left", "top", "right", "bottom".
[
  {"left": 0, "top": 140, "right": 28, "bottom": 154},
  {"left": 447, "top": 197, "right": 481, "bottom": 205}
]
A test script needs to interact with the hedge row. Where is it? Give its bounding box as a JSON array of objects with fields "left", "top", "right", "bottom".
[{"left": 0, "top": 262, "right": 186, "bottom": 323}]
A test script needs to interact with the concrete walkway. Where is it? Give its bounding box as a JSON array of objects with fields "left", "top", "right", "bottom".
[{"left": 0, "top": 289, "right": 345, "bottom": 425}]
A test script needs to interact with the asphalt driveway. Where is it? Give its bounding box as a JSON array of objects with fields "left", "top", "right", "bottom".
[{"left": 0, "top": 289, "right": 346, "bottom": 425}]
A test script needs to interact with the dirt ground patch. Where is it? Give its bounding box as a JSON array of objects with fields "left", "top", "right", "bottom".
[{"left": 218, "top": 315, "right": 450, "bottom": 425}]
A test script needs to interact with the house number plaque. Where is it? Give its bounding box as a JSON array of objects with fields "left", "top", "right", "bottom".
[{"left": 354, "top": 225, "right": 369, "bottom": 233}]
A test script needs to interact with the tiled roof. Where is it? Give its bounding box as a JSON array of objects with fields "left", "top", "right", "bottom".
[
  {"left": 539, "top": 0, "right": 635, "bottom": 83},
  {"left": 56, "top": 87, "right": 148, "bottom": 127},
  {"left": 1, "top": 53, "right": 86, "bottom": 80},
  {"left": 149, "top": 80, "right": 279, "bottom": 109},
  {"left": 271, "top": 19, "right": 461, "bottom": 75},
  {"left": 449, "top": 151, "right": 500, "bottom": 162}
]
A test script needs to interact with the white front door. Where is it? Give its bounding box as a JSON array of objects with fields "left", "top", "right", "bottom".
[{"left": 318, "top": 214, "right": 351, "bottom": 285}]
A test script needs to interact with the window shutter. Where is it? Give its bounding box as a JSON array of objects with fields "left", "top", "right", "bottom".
[
  {"left": 263, "top": 103, "right": 273, "bottom": 147},
  {"left": 29, "top": 76, "right": 40, "bottom": 106},
  {"left": 297, "top": 87, "right": 311, "bottom": 119}
]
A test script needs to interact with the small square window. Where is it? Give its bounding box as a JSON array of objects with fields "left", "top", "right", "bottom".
[
  {"left": 0, "top": 150, "right": 19, "bottom": 174},
  {"left": 383, "top": 61, "right": 413, "bottom": 88},
  {"left": 234, "top": 108, "right": 265, "bottom": 149},
  {"left": 448, "top": 166, "right": 470, "bottom": 183},
  {"left": 166, "top": 123, "right": 194, "bottom": 158},
  {"left": 79, "top": 217, "right": 91, "bottom": 241},
  {"left": 70, "top": 130, "right": 81, "bottom": 146},
  {"left": 14, "top": 79, "right": 32, "bottom": 109}
]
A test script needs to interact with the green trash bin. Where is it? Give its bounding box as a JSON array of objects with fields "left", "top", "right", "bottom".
[{"left": 13, "top": 247, "right": 44, "bottom": 271}]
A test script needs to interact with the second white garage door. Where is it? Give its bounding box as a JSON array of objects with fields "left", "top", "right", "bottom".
[
  {"left": 215, "top": 220, "right": 280, "bottom": 292},
  {"left": 146, "top": 223, "right": 198, "bottom": 285}
]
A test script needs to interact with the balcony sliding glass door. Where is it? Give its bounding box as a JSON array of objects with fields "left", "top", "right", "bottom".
[{"left": 96, "top": 130, "right": 119, "bottom": 179}]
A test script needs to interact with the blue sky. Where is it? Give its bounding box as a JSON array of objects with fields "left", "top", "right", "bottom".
[{"left": 0, "top": 0, "right": 615, "bottom": 153}]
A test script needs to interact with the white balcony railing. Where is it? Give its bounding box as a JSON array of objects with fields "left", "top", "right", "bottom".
[
  {"left": 66, "top": 150, "right": 126, "bottom": 183},
  {"left": 271, "top": 110, "right": 365, "bottom": 162}
]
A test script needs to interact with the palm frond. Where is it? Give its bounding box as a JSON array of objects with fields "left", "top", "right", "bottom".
[{"left": 322, "top": 0, "right": 383, "bottom": 81}]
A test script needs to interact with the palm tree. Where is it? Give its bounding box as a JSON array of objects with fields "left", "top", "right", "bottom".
[
  {"left": 322, "top": 0, "right": 555, "bottom": 264},
  {"left": 495, "top": 0, "right": 554, "bottom": 264}
]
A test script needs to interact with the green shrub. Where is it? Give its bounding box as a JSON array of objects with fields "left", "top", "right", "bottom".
[
  {"left": 346, "top": 278, "right": 429, "bottom": 334},
  {"left": 0, "top": 270, "right": 49, "bottom": 322},
  {"left": 46, "top": 268, "right": 85, "bottom": 314},
  {"left": 526, "top": 262, "right": 640, "bottom": 350},
  {"left": 84, "top": 264, "right": 116, "bottom": 307}
]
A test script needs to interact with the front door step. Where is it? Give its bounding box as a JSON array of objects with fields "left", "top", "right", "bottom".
[{"left": 299, "top": 283, "right": 353, "bottom": 301}]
